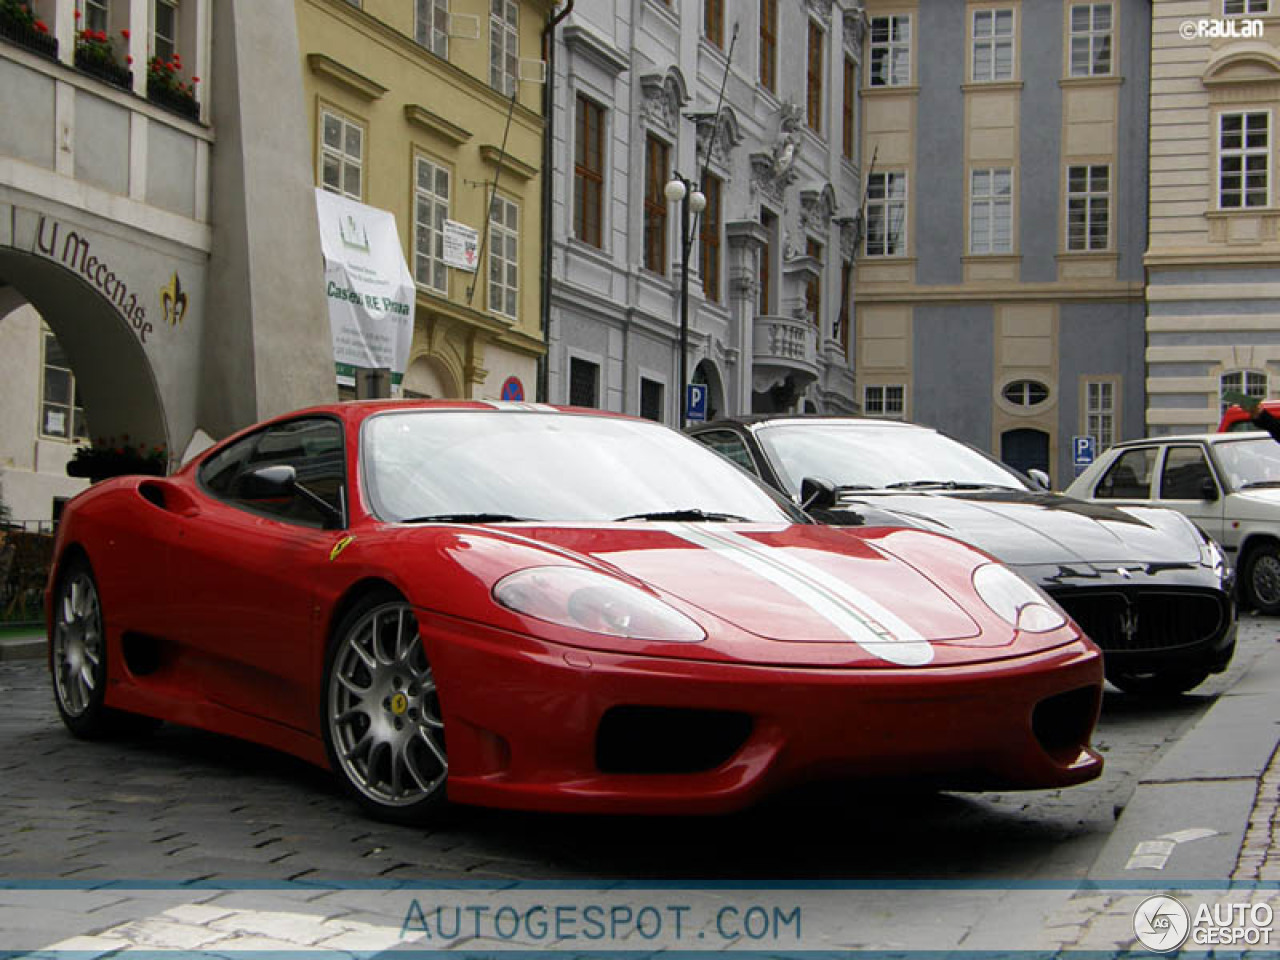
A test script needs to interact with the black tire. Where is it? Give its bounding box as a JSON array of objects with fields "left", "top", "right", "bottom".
[
  {"left": 1241, "top": 541, "right": 1280, "bottom": 615},
  {"left": 50, "top": 557, "right": 159, "bottom": 738},
  {"left": 321, "top": 591, "right": 448, "bottom": 824},
  {"left": 1106, "top": 667, "right": 1211, "bottom": 696}
]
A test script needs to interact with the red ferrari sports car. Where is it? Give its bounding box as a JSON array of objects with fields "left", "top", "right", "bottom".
[{"left": 48, "top": 401, "right": 1104, "bottom": 822}]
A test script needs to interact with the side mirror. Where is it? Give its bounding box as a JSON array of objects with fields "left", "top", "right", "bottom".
[
  {"left": 1027, "top": 468, "right": 1051, "bottom": 491},
  {"left": 238, "top": 464, "right": 298, "bottom": 500},
  {"left": 1201, "top": 477, "right": 1219, "bottom": 502},
  {"left": 800, "top": 476, "right": 838, "bottom": 511}
]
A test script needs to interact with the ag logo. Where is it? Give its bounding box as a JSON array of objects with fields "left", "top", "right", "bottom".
[{"left": 1134, "top": 895, "right": 1190, "bottom": 952}]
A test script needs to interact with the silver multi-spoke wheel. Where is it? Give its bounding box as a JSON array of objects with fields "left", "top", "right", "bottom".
[
  {"left": 53, "top": 567, "right": 105, "bottom": 720},
  {"left": 327, "top": 600, "right": 447, "bottom": 814},
  {"left": 1249, "top": 550, "right": 1280, "bottom": 611}
]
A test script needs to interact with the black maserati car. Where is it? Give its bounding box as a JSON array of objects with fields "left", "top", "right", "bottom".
[{"left": 688, "top": 416, "right": 1237, "bottom": 695}]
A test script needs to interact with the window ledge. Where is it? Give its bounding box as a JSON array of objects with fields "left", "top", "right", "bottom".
[
  {"left": 861, "top": 83, "right": 919, "bottom": 95},
  {"left": 479, "top": 144, "right": 537, "bottom": 181},
  {"left": 1056, "top": 250, "right": 1117, "bottom": 260},
  {"left": 961, "top": 253, "right": 1021, "bottom": 262},
  {"left": 404, "top": 105, "right": 471, "bottom": 145},
  {"left": 1059, "top": 74, "right": 1123, "bottom": 88},
  {"left": 961, "top": 80, "right": 1024, "bottom": 93},
  {"left": 1206, "top": 207, "right": 1280, "bottom": 218}
]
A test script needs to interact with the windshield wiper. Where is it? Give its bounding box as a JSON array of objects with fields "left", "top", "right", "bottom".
[
  {"left": 400, "top": 513, "right": 537, "bottom": 524},
  {"left": 613, "top": 509, "right": 752, "bottom": 523},
  {"left": 1240, "top": 480, "right": 1280, "bottom": 490},
  {"left": 882, "top": 480, "right": 1006, "bottom": 491}
]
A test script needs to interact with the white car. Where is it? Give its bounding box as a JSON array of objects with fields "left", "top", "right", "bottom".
[{"left": 1066, "top": 430, "right": 1280, "bottom": 613}]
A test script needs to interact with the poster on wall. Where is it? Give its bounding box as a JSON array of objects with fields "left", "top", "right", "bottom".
[{"left": 315, "top": 189, "right": 415, "bottom": 389}]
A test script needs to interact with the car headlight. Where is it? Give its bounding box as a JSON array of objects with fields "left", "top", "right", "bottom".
[
  {"left": 972, "top": 563, "right": 1066, "bottom": 633},
  {"left": 493, "top": 566, "right": 706, "bottom": 642},
  {"left": 1199, "top": 536, "right": 1228, "bottom": 576}
]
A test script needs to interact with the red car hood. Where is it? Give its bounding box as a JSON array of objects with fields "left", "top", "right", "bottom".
[{"left": 512, "top": 522, "right": 984, "bottom": 666}]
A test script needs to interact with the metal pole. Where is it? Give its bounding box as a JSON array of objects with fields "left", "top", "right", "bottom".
[{"left": 679, "top": 184, "right": 690, "bottom": 429}]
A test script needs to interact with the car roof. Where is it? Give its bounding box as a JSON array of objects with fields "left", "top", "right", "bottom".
[
  {"left": 692, "top": 415, "right": 929, "bottom": 433},
  {"left": 1109, "top": 430, "right": 1270, "bottom": 448}
]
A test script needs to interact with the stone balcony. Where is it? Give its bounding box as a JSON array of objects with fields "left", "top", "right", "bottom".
[{"left": 752, "top": 313, "right": 819, "bottom": 396}]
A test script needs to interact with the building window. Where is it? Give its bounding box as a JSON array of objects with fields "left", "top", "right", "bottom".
[
  {"left": 1067, "top": 164, "right": 1110, "bottom": 251},
  {"left": 1225, "top": 0, "right": 1268, "bottom": 14},
  {"left": 569, "top": 357, "right": 599, "bottom": 408},
  {"left": 574, "top": 95, "right": 605, "bottom": 249},
  {"left": 78, "top": 0, "right": 109, "bottom": 35},
  {"left": 643, "top": 135, "right": 669, "bottom": 274},
  {"left": 489, "top": 0, "right": 518, "bottom": 97},
  {"left": 488, "top": 194, "right": 518, "bottom": 320},
  {"left": 759, "top": 0, "right": 777, "bottom": 91},
  {"left": 842, "top": 55, "right": 856, "bottom": 160},
  {"left": 807, "top": 19, "right": 824, "bottom": 133},
  {"left": 320, "top": 109, "right": 363, "bottom": 200},
  {"left": 970, "top": 167, "right": 1013, "bottom": 254},
  {"left": 1219, "top": 112, "right": 1270, "bottom": 209},
  {"left": 865, "top": 172, "right": 907, "bottom": 257},
  {"left": 1085, "top": 379, "right": 1116, "bottom": 450},
  {"left": 972, "top": 9, "right": 1015, "bottom": 83},
  {"left": 864, "top": 385, "right": 905, "bottom": 419},
  {"left": 868, "top": 15, "right": 910, "bottom": 87},
  {"left": 704, "top": 0, "right": 724, "bottom": 48},
  {"left": 1003, "top": 379, "right": 1049, "bottom": 406},
  {"left": 699, "top": 174, "right": 722, "bottom": 302},
  {"left": 41, "top": 328, "right": 89, "bottom": 441},
  {"left": 760, "top": 209, "right": 776, "bottom": 314},
  {"left": 416, "top": 0, "right": 449, "bottom": 57},
  {"left": 640, "top": 377, "right": 664, "bottom": 422},
  {"left": 1222, "top": 370, "right": 1268, "bottom": 411},
  {"left": 1069, "top": 4, "right": 1112, "bottom": 76},
  {"left": 414, "top": 156, "right": 450, "bottom": 293},
  {"left": 152, "top": 0, "right": 177, "bottom": 63},
  {"left": 806, "top": 238, "right": 823, "bottom": 329}
]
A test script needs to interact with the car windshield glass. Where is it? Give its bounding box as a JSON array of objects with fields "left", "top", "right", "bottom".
[
  {"left": 756, "top": 423, "right": 1029, "bottom": 496},
  {"left": 1214, "top": 436, "right": 1280, "bottom": 491},
  {"left": 361, "top": 411, "right": 801, "bottom": 524}
]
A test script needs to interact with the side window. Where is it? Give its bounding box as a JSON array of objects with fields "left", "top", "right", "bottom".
[
  {"left": 1096, "top": 447, "right": 1156, "bottom": 499},
  {"left": 200, "top": 419, "right": 346, "bottom": 527},
  {"left": 695, "top": 430, "right": 758, "bottom": 475},
  {"left": 1160, "top": 446, "right": 1216, "bottom": 500}
]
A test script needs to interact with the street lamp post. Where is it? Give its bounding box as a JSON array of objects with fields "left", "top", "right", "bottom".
[{"left": 664, "top": 174, "right": 706, "bottom": 428}]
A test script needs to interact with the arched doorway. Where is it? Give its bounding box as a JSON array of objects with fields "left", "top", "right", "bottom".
[
  {"left": 0, "top": 248, "right": 168, "bottom": 450},
  {"left": 692, "top": 359, "right": 725, "bottom": 422},
  {"left": 402, "top": 354, "right": 461, "bottom": 399},
  {"left": 1001, "top": 428, "right": 1050, "bottom": 479}
]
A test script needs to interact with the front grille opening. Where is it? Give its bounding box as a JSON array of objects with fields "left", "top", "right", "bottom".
[
  {"left": 1032, "top": 686, "right": 1100, "bottom": 763},
  {"left": 596, "top": 706, "right": 753, "bottom": 774},
  {"left": 1057, "top": 590, "right": 1226, "bottom": 652}
]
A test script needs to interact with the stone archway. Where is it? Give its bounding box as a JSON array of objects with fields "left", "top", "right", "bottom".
[
  {"left": 403, "top": 354, "right": 461, "bottom": 399},
  {"left": 0, "top": 246, "right": 168, "bottom": 453}
]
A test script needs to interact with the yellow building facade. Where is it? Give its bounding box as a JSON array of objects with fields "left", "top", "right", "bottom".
[{"left": 296, "top": 0, "right": 550, "bottom": 400}]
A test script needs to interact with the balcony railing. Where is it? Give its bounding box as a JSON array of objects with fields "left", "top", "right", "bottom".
[
  {"left": 147, "top": 76, "right": 200, "bottom": 122},
  {"left": 752, "top": 314, "right": 820, "bottom": 393},
  {"left": 0, "top": 8, "right": 58, "bottom": 60},
  {"left": 74, "top": 45, "right": 132, "bottom": 91}
]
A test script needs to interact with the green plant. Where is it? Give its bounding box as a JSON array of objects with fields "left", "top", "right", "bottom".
[
  {"left": 0, "top": 0, "right": 49, "bottom": 33},
  {"left": 148, "top": 51, "right": 199, "bottom": 100}
]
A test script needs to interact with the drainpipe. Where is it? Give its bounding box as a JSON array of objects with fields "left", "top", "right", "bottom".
[{"left": 538, "top": 0, "right": 575, "bottom": 403}]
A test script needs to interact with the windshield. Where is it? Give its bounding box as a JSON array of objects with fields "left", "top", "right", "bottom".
[
  {"left": 1214, "top": 436, "right": 1280, "bottom": 491},
  {"left": 361, "top": 410, "right": 802, "bottom": 524},
  {"left": 756, "top": 422, "right": 1029, "bottom": 496}
]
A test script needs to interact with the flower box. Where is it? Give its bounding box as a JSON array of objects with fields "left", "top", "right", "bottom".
[
  {"left": 75, "top": 43, "right": 132, "bottom": 90},
  {"left": 67, "top": 439, "right": 167, "bottom": 483},
  {"left": 0, "top": 0, "right": 57, "bottom": 60},
  {"left": 146, "top": 74, "right": 200, "bottom": 122}
]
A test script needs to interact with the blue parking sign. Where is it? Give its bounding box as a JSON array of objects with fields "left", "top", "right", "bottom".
[
  {"left": 686, "top": 384, "right": 708, "bottom": 422},
  {"left": 1072, "top": 435, "right": 1096, "bottom": 466}
]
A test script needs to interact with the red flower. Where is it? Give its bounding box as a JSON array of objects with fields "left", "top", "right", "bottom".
[
  {"left": 126, "top": 55, "right": 133, "bottom": 64},
  {"left": 121, "top": 28, "right": 130, "bottom": 39},
  {"left": 35, "top": 20, "right": 48, "bottom": 32},
  {"left": 192, "top": 76, "right": 200, "bottom": 83},
  {"left": 74, "top": 9, "right": 81, "bottom": 18}
]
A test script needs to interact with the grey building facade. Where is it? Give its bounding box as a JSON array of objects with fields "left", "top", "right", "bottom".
[{"left": 546, "top": 0, "right": 864, "bottom": 424}]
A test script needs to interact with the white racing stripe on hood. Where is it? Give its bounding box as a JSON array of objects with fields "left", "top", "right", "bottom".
[{"left": 669, "top": 524, "right": 935, "bottom": 666}]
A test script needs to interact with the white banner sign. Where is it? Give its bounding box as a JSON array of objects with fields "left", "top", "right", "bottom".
[
  {"left": 315, "top": 189, "right": 415, "bottom": 381},
  {"left": 443, "top": 218, "right": 479, "bottom": 272}
]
